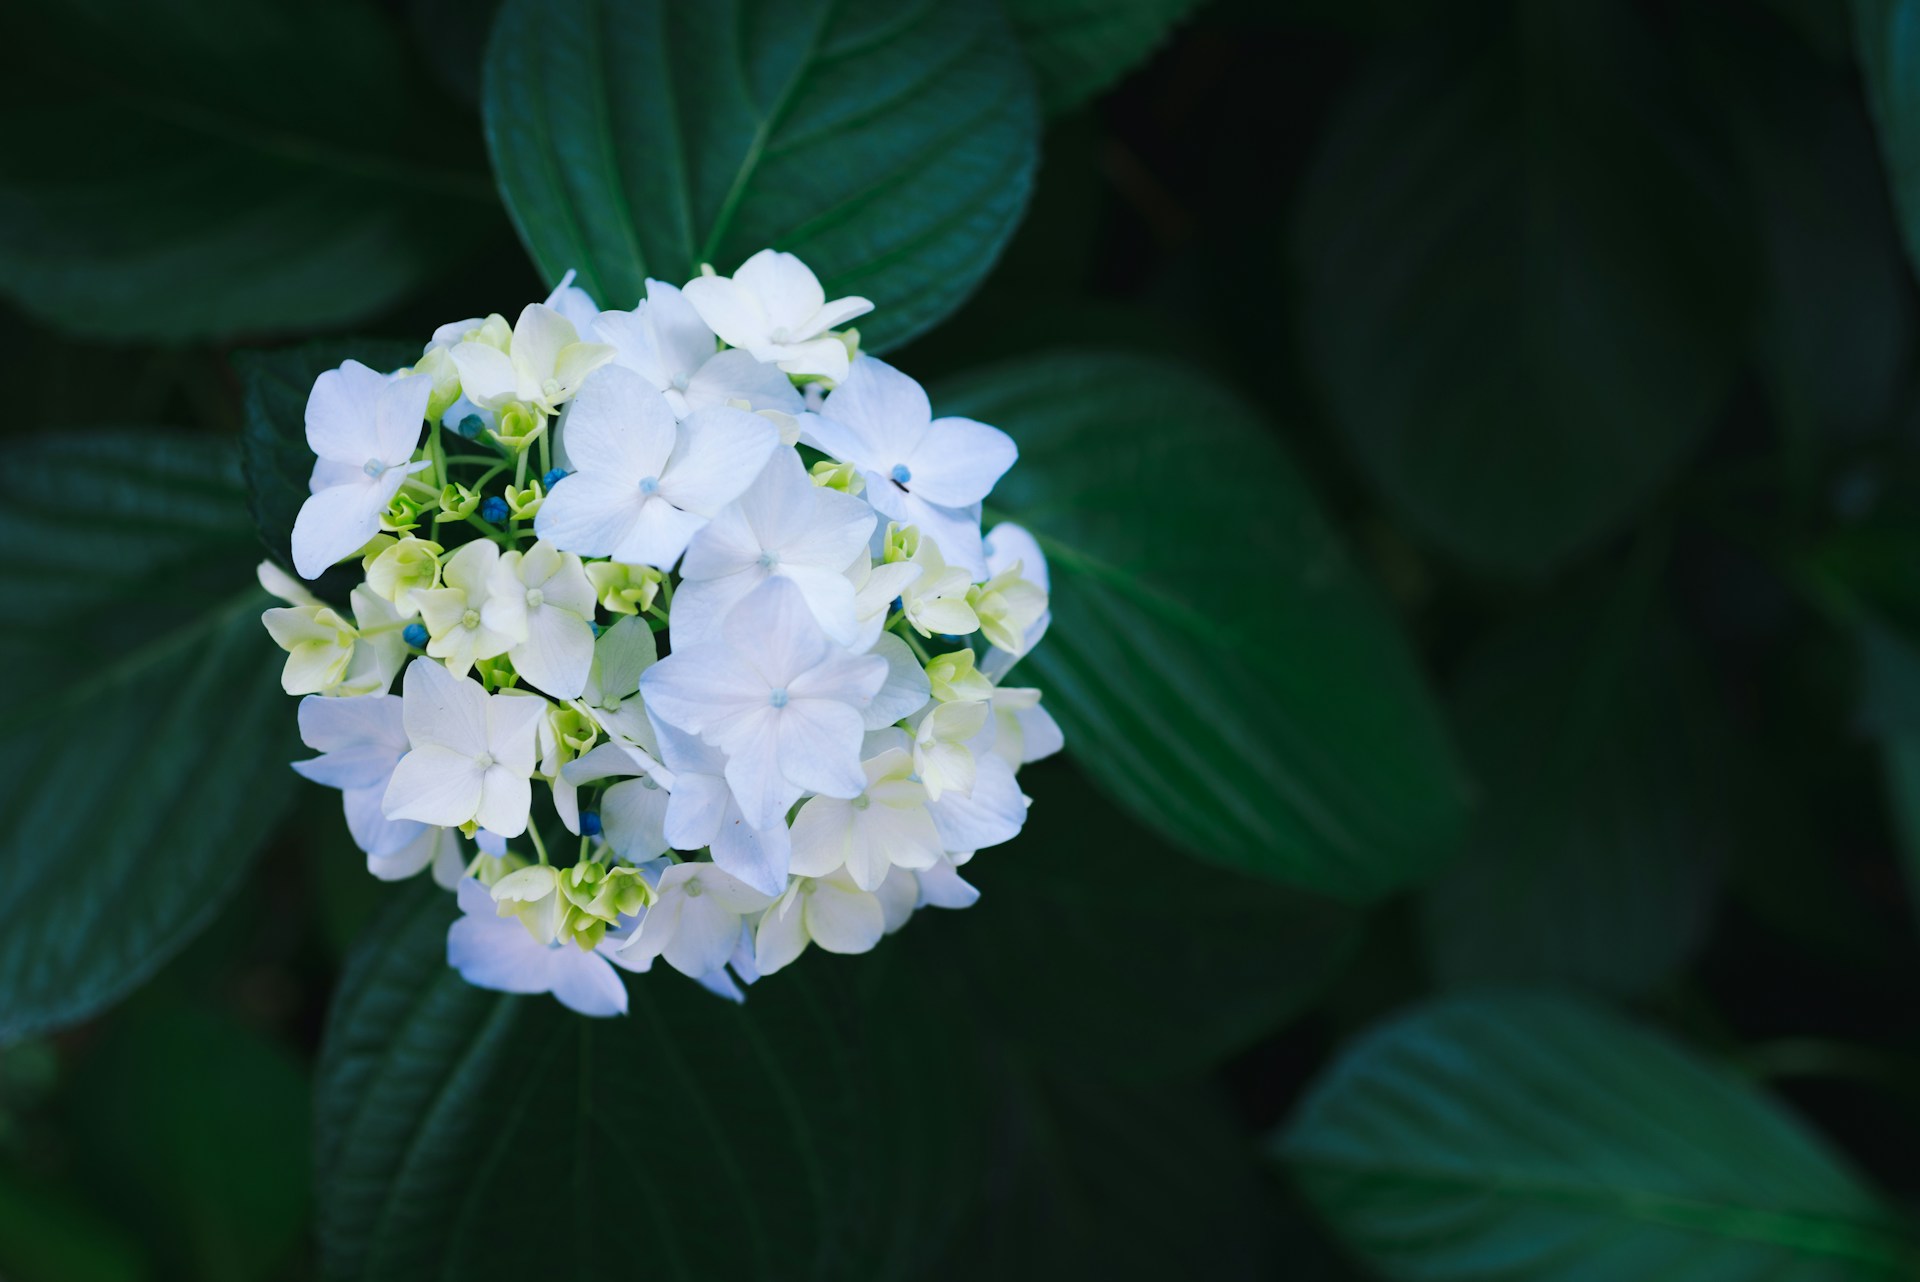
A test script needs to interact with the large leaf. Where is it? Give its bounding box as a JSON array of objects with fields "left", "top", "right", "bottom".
[
  {"left": 1293, "top": 0, "right": 1752, "bottom": 575},
  {"left": 237, "top": 339, "right": 420, "bottom": 594},
  {"left": 0, "top": 432, "right": 296, "bottom": 1041},
  {"left": 0, "top": 0, "right": 493, "bottom": 340},
  {"left": 482, "top": 0, "right": 1039, "bottom": 350},
  {"left": 1855, "top": 0, "right": 1920, "bottom": 286},
  {"left": 925, "top": 1061, "right": 1283, "bottom": 1279},
  {"left": 1419, "top": 578, "right": 1729, "bottom": 995},
  {"left": 1001, "top": 0, "right": 1197, "bottom": 115},
  {"left": 315, "top": 884, "right": 987, "bottom": 1280},
  {"left": 936, "top": 350, "right": 1469, "bottom": 901},
  {"left": 919, "top": 756, "right": 1362, "bottom": 1077},
  {"left": 1276, "top": 994, "right": 1916, "bottom": 1280}
]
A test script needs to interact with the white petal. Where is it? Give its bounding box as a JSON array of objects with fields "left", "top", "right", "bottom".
[
  {"left": 548, "top": 949, "right": 629, "bottom": 1017},
  {"left": 602, "top": 776, "right": 671, "bottom": 859},
  {"left": 512, "top": 605, "right": 595, "bottom": 698},
  {"left": 928, "top": 752, "right": 1027, "bottom": 851},
  {"left": 343, "top": 784, "right": 426, "bottom": 856},
  {"left": 915, "top": 860, "right": 980, "bottom": 909},
  {"left": 664, "top": 895, "right": 745, "bottom": 978},
  {"left": 535, "top": 474, "right": 649, "bottom": 560},
  {"left": 984, "top": 522, "right": 1049, "bottom": 592},
  {"left": 708, "top": 802, "right": 792, "bottom": 898},
  {"left": 684, "top": 348, "right": 804, "bottom": 416},
  {"left": 400, "top": 658, "right": 490, "bottom": 751},
  {"left": 291, "top": 479, "right": 389, "bottom": 579},
  {"left": 660, "top": 406, "right": 780, "bottom": 515},
  {"left": 723, "top": 730, "right": 806, "bottom": 832},
  {"left": 734, "top": 249, "right": 826, "bottom": 332},
  {"left": 384, "top": 745, "right": 484, "bottom": 827},
  {"left": 905, "top": 417, "right": 1018, "bottom": 509},
  {"left": 474, "top": 766, "right": 533, "bottom": 837},
  {"left": 775, "top": 699, "right": 869, "bottom": 799},
  {"left": 723, "top": 576, "right": 831, "bottom": 687},
  {"left": 815, "top": 356, "right": 930, "bottom": 472},
  {"left": 615, "top": 496, "right": 709, "bottom": 571},
  {"left": 681, "top": 273, "right": 771, "bottom": 352},
  {"left": 449, "top": 341, "right": 521, "bottom": 409},
  {"left": 305, "top": 361, "right": 394, "bottom": 463},
  {"left": 804, "top": 880, "right": 886, "bottom": 954},
  {"left": 753, "top": 886, "right": 809, "bottom": 975},
  {"left": 863, "top": 634, "right": 931, "bottom": 729},
  {"left": 557, "top": 364, "right": 676, "bottom": 480},
  {"left": 787, "top": 796, "right": 851, "bottom": 878}
]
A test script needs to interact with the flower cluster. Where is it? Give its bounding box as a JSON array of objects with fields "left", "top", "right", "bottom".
[{"left": 259, "top": 250, "right": 1060, "bottom": 1014}]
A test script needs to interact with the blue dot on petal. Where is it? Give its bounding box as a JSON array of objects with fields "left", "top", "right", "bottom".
[
  {"left": 580, "top": 810, "right": 603, "bottom": 837},
  {"left": 542, "top": 467, "right": 569, "bottom": 488},
  {"left": 890, "top": 463, "right": 912, "bottom": 485},
  {"left": 402, "top": 622, "right": 429, "bottom": 649},
  {"left": 480, "top": 496, "right": 510, "bottom": 523}
]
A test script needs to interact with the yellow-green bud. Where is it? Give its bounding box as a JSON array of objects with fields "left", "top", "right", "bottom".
[
  {"left": 967, "top": 565, "right": 1049, "bottom": 655},
  {"left": 810, "top": 459, "right": 864, "bottom": 495},
  {"left": 492, "top": 402, "right": 545, "bottom": 453},
  {"left": 505, "top": 479, "right": 545, "bottom": 520},
  {"left": 925, "top": 648, "right": 993, "bottom": 703},
  {"left": 882, "top": 522, "right": 920, "bottom": 565},
  {"left": 585, "top": 561, "right": 663, "bottom": 616},
  {"left": 436, "top": 483, "right": 482, "bottom": 523},
  {"left": 468, "top": 850, "right": 529, "bottom": 887},
  {"left": 549, "top": 703, "right": 599, "bottom": 759},
  {"left": 381, "top": 489, "right": 430, "bottom": 534},
  {"left": 367, "top": 535, "right": 444, "bottom": 603},
  {"left": 358, "top": 533, "right": 397, "bottom": 568}
]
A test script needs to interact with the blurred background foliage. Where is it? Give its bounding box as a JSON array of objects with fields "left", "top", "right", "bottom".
[{"left": 7, "top": 0, "right": 1920, "bottom": 1278}]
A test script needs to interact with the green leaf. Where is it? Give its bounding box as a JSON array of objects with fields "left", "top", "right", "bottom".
[
  {"left": 936, "top": 349, "right": 1469, "bottom": 902},
  {"left": 0, "top": 432, "right": 296, "bottom": 1040},
  {"left": 1419, "top": 575, "right": 1729, "bottom": 995},
  {"left": 1277, "top": 993, "right": 1917, "bottom": 1280},
  {"left": 925, "top": 1062, "right": 1283, "bottom": 1279},
  {"left": 66, "top": 997, "right": 309, "bottom": 1282},
  {"left": 482, "top": 0, "right": 1039, "bottom": 351},
  {"left": 1854, "top": 0, "right": 1920, "bottom": 286},
  {"left": 1001, "top": 0, "right": 1197, "bottom": 115},
  {"left": 315, "top": 884, "right": 988, "bottom": 1280},
  {"left": 237, "top": 339, "right": 420, "bottom": 593},
  {"left": 921, "top": 756, "right": 1362, "bottom": 1077},
  {"left": 0, "top": 1165, "right": 146, "bottom": 1282},
  {"left": 0, "top": 0, "right": 494, "bottom": 341},
  {"left": 1293, "top": 0, "right": 1752, "bottom": 575}
]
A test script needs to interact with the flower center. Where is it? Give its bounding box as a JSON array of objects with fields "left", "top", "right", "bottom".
[
  {"left": 769, "top": 325, "right": 793, "bottom": 343},
  {"left": 462, "top": 608, "right": 480, "bottom": 630},
  {"left": 541, "top": 377, "right": 561, "bottom": 398},
  {"left": 768, "top": 687, "right": 789, "bottom": 709},
  {"left": 363, "top": 457, "right": 389, "bottom": 478},
  {"left": 757, "top": 550, "right": 779, "bottom": 569},
  {"left": 637, "top": 475, "right": 660, "bottom": 495},
  {"left": 525, "top": 588, "right": 544, "bottom": 608},
  {"left": 684, "top": 879, "right": 704, "bottom": 899},
  {"left": 671, "top": 372, "right": 691, "bottom": 391},
  {"left": 890, "top": 463, "right": 912, "bottom": 485},
  {"left": 851, "top": 794, "right": 871, "bottom": 812},
  {"left": 475, "top": 752, "right": 495, "bottom": 769}
]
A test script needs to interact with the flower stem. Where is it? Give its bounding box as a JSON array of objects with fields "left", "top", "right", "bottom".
[{"left": 527, "top": 823, "right": 550, "bottom": 866}]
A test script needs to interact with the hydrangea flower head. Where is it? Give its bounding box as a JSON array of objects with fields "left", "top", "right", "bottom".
[{"left": 259, "top": 250, "right": 1058, "bottom": 1016}]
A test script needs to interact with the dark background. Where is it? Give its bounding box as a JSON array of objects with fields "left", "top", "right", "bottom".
[{"left": 6, "top": 0, "right": 1920, "bottom": 1278}]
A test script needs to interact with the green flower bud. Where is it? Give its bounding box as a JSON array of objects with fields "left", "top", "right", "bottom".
[
  {"left": 810, "top": 458, "right": 865, "bottom": 495},
  {"left": 407, "top": 346, "right": 463, "bottom": 422},
  {"left": 381, "top": 489, "right": 430, "bottom": 534},
  {"left": 367, "top": 535, "right": 444, "bottom": 604},
  {"left": 435, "top": 482, "right": 482, "bottom": 523},
  {"left": 468, "top": 850, "right": 529, "bottom": 887},
  {"left": 549, "top": 703, "right": 599, "bottom": 760},
  {"left": 925, "top": 648, "right": 993, "bottom": 704},
  {"left": 882, "top": 522, "right": 920, "bottom": 565},
  {"left": 585, "top": 561, "right": 663, "bottom": 616},
  {"left": 505, "top": 479, "right": 545, "bottom": 520},
  {"left": 491, "top": 402, "right": 546, "bottom": 453}
]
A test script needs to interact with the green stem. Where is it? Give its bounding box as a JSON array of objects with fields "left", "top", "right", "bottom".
[
  {"left": 428, "top": 418, "right": 447, "bottom": 489},
  {"left": 527, "top": 823, "right": 550, "bottom": 867},
  {"left": 896, "top": 625, "right": 932, "bottom": 663}
]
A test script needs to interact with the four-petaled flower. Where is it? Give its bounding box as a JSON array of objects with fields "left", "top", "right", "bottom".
[
  {"left": 383, "top": 658, "right": 546, "bottom": 836},
  {"left": 291, "top": 361, "right": 433, "bottom": 579},
  {"left": 682, "top": 249, "right": 872, "bottom": 383}
]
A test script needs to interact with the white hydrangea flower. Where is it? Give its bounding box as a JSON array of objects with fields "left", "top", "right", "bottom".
[
  {"left": 650, "top": 715, "right": 792, "bottom": 897},
  {"left": 383, "top": 658, "right": 546, "bottom": 837},
  {"left": 482, "top": 540, "right": 596, "bottom": 698},
  {"left": 788, "top": 740, "right": 942, "bottom": 891},
  {"left": 988, "top": 686, "right": 1065, "bottom": 768},
  {"left": 450, "top": 302, "right": 614, "bottom": 417},
  {"left": 579, "top": 614, "right": 660, "bottom": 750},
  {"left": 641, "top": 577, "right": 887, "bottom": 830},
  {"left": 808, "top": 357, "right": 1015, "bottom": 578},
  {"left": 981, "top": 521, "right": 1052, "bottom": 677},
  {"left": 292, "top": 693, "right": 460, "bottom": 883},
  {"left": 617, "top": 861, "right": 777, "bottom": 980},
  {"left": 753, "top": 868, "right": 891, "bottom": 975},
  {"left": 535, "top": 365, "right": 779, "bottom": 569},
  {"left": 414, "top": 540, "right": 524, "bottom": 678},
  {"left": 670, "top": 447, "right": 876, "bottom": 648},
  {"left": 681, "top": 249, "right": 872, "bottom": 382},
  {"left": 593, "top": 278, "right": 805, "bottom": 419},
  {"left": 291, "top": 362, "right": 432, "bottom": 579},
  {"left": 447, "top": 877, "right": 628, "bottom": 1017}
]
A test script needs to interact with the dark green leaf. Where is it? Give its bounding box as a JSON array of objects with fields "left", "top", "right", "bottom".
[
  {"left": 1420, "top": 577, "right": 1729, "bottom": 995},
  {"left": 1854, "top": 0, "right": 1920, "bottom": 286},
  {"left": 1001, "top": 0, "right": 1197, "bottom": 114},
  {"left": 921, "top": 756, "right": 1362, "bottom": 1077},
  {"left": 0, "top": 432, "right": 296, "bottom": 1041},
  {"left": 925, "top": 1062, "right": 1283, "bottom": 1279},
  {"left": 1294, "top": 0, "right": 1752, "bottom": 575},
  {"left": 0, "top": 0, "right": 494, "bottom": 340},
  {"left": 0, "top": 1166, "right": 145, "bottom": 1282},
  {"left": 937, "top": 349, "right": 1469, "bottom": 901},
  {"left": 1277, "top": 993, "right": 1916, "bottom": 1280},
  {"left": 237, "top": 339, "right": 420, "bottom": 595},
  {"left": 482, "top": 0, "right": 1039, "bottom": 351},
  {"left": 316, "top": 884, "right": 987, "bottom": 1281},
  {"left": 67, "top": 998, "right": 309, "bottom": 1282}
]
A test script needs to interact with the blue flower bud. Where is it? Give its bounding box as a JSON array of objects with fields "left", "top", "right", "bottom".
[
  {"left": 402, "top": 622, "right": 429, "bottom": 649},
  {"left": 479, "top": 496, "right": 510, "bottom": 524},
  {"left": 456, "top": 414, "right": 484, "bottom": 439},
  {"left": 580, "top": 810, "right": 603, "bottom": 837},
  {"left": 542, "top": 467, "right": 569, "bottom": 488}
]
